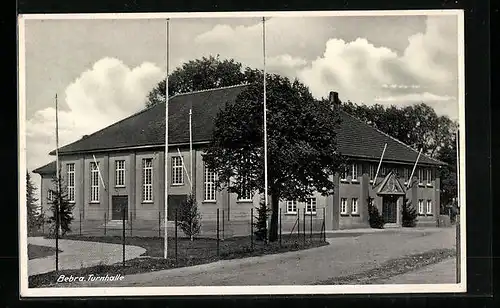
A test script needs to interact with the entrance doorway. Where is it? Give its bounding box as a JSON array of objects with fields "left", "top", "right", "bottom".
[
  {"left": 382, "top": 195, "right": 397, "bottom": 224},
  {"left": 112, "top": 196, "right": 128, "bottom": 220},
  {"left": 167, "top": 195, "right": 188, "bottom": 221}
]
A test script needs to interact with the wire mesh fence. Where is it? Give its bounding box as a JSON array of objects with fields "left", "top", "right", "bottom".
[{"left": 28, "top": 206, "right": 328, "bottom": 273}]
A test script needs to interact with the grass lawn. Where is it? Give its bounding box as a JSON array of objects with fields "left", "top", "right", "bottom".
[
  {"left": 315, "top": 248, "right": 456, "bottom": 285},
  {"left": 28, "top": 244, "right": 61, "bottom": 260},
  {"left": 30, "top": 233, "right": 329, "bottom": 288}
]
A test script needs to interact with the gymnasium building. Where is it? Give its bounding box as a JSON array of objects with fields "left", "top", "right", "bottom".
[{"left": 33, "top": 84, "right": 445, "bottom": 236}]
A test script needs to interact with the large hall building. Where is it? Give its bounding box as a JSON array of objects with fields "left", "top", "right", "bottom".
[{"left": 33, "top": 84, "right": 445, "bottom": 236}]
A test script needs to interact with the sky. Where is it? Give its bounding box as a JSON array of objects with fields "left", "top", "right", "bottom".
[{"left": 21, "top": 13, "right": 461, "bottom": 201}]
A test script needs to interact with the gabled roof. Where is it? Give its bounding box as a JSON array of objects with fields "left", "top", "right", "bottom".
[
  {"left": 50, "top": 84, "right": 250, "bottom": 155},
  {"left": 337, "top": 111, "right": 444, "bottom": 166},
  {"left": 375, "top": 170, "right": 407, "bottom": 195},
  {"left": 33, "top": 160, "right": 56, "bottom": 175},
  {"left": 46, "top": 84, "right": 444, "bottom": 167}
]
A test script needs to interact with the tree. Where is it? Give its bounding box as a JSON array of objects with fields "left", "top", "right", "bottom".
[
  {"left": 26, "top": 171, "right": 40, "bottom": 234},
  {"left": 47, "top": 172, "right": 74, "bottom": 236},
  {"left": 203, "top": 73, "right": 345, "bottom": 242},
  {"left": 145, "top": 55, "right": 261, "bottom": 108},
  {"left": 254, "top": 199, "right": 271, "bottom": 242},
  {"left": 401, "top": 196, "right": 418, "bottom": 227},
  {"left": 177, "top": 194, "right": 201, "bottom": 241}
]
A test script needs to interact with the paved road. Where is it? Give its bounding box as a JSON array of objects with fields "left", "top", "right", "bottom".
[
  {"left": 71, "top": 227, "right": 456, "bottom": 287},
  {"left": 28, "top": 237, "right": 146, "bottom": 276}
]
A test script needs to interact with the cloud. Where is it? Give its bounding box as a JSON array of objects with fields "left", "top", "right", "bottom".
[
  {"left": 296, "top": 15, "right": 458, "bottom": 120},
  {"left": 375, "top": 92, "right": 456, "bottom": 102},
  {"left": 26, "top": 58, "right": 163, "bottom": 197},
  {"left": 191, "top": 15, "right": 458, "bottom": 120}
]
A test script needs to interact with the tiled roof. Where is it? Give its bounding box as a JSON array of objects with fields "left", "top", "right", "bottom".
[
  {"left": 50, "top": 84, "right": 249, "bottom": 155},
  {"left": 33, "top": 160, "right": 56, "bottom": 175},
  {"left": 337, "top": 111, "right": 444, "bottom": 166},
  {"left": 46, "top": 84, "right": 444, "bottom": 167}
]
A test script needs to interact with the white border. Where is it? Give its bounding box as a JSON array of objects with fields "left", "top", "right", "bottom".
[{"left": 18, "top": 9, "right": 467, "bottom": 297}]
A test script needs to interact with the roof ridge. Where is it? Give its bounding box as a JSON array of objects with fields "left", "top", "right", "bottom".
[
  {"left": 170, "top": 83, "right": 250, "bottom": 97},
  {"left": 340, "top": 110, "right": 445, "bottom": 165}
]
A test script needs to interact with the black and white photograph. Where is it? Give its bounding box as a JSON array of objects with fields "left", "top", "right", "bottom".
[{"left": 18, "top": 10, "right": 466, "bottom": 297}]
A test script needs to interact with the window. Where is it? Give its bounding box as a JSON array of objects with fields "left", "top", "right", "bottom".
[
  {"left": 351, "top": 164, "right": 359, "bottom": 181},
  {"left": 142, "top": 158, "right": 153, "bottom": 202},
  {"left": 204, "top": 163, "right": 216, "bottom": 201},
  {"left": 67, "top": 163, "right": 75, "bottom": 202},
  {"left": 369, "top": 164, "right": 376, "bottom": 182},
  {"left": 351, "top": 198, "right": 359, "bottom": 215},
  {"left": 403, "top": 167, "right": 410, "bottom": 184},
  {"left": 238, "top": 178, "right": 252, "bottom": 201},
  {"left": 340, "top": 166, "right": 348, "bottom": 181},
  {"left": 172, "top": 156, "right": 184, "bottom": 185},
  {"left": 306, "top": 198, "right": 317, "bottom": 214},
  {"left": 418, "top": 199, "right": 424, "bottom": 215},
  {"left": 90, "top": 162, "right": 99, "bottom": 203},
  {"left": 341, "top": 198, "right": 348, "bottom": 215},
  {"left": 426, "top": 169, "right": 432, "bottom": 186},
  {"left": 380, "top": 165, "right": 387, "bottom": 176},
  {"left": 47, "top": 190, "right": 54, "bottom": 202},
  {"left": 286, "top": 201, "right": 297, "bottom": 214},
  {"left": 418, "top": 168, "right": 424, "bottom": 185},
  {"left": 115, "top": 160, "right": 125, "bottom": 187},
  {"left": 426, "top": 200, "right": 433, "bottom": 214}
]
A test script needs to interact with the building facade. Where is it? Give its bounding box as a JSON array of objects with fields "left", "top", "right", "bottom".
[{"left": 33, "top": 85, "right": 445, "bottom": 236}]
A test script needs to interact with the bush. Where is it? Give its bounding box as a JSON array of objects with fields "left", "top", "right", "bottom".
[
  {"left": 402, "top": 197, "right": 418, "bottom": 227},
  {"left": 253, "top": 200, "right": 270, "bottom": 242},
  {"left": 367, "top": 197, "right": 385, "bottom": 229},
  {"left": 177, "top": 194, "right": 201, "bottom": 241}
]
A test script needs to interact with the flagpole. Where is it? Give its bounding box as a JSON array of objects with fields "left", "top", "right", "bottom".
[
  {"left": 55, "top": 93, "right": 60, "bottom": 271},
  {"left": 164, "top": 18, "right": 170, "bottom": 259},
  {"left": 372, "top": 143, "right": 387, "bottom": 188},
  {"left": 407, "top": 148, "right": 422, "bottom": 189},
  {"left": 189, "top": 108, "right": 193, "bottom": 194},
  {"left": 456, "top": 128, "right": 460, "bottom": 209},
  {"left": 263, "top": 17, "right": 268, "bottom": 210}
]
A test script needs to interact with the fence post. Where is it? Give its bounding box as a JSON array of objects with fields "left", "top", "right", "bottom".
[
  {"left": 323, "top": 207, "right": 326, "bottom": 242},
  {"left": 456, "top": 216, "right": 461, "bottom": 283},
  {"left": 250, "top": 208, "right": 254, "bottom": 251},
  {"left": 104, "top": 212, "right": 107, "bottom": 236},
  {"left": 310, "top": 208, "right": 313, "bottom": 239},
  {"left": 303, "top": 209, "right": 306, "bottom": 245},
  {"left": 158, "top": 211, "right": 161, "bottom": 238},
  {"left": 279, "top": 207, "right": 282, "bottom": 247},
  {"left": 122, "top": 207, "right": 126, "bottom": 267},
  {"left": 175, "top": 208, "right": 178, "bottom": 264},
  {"left": 217, "top": 209, "right": 220, "bottom": 257},
  {"left": 79, "top": 212, "right": 82, "bottom": 236},
  {"left": 222, "top": 209, "right": 225, "bottom": 240},
  {"left": 297, "top": 208, "right": 300, "bottom": 242}
]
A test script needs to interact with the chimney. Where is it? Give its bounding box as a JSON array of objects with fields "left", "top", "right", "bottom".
[{"left": 329, "top": 91, "right": 341, "bottom": 105}]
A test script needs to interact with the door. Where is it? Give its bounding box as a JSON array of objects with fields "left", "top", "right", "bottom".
[
  {"left": 382, "top": 196, "right": 397, "bottom": 224},
  {"left": 167, "top": 195, "right": 188, "bottom": 221},
  {"left": 112, "top": 196, "right": 128, "bottom": 220}
]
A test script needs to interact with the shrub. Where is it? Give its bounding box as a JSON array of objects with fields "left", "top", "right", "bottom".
[
  {"left": 402, "top": 197, "right": 418, "bottom": 227},
  {"left": 367, "top": 197, "right": 385, "bottom": 229},
  {"left": 47, "top": 173, "right": 75, "bottom": 236},
  {"left": 177, "top": 194, "right": 201, "bottom": 241},
  {"left": 253, "top": 200, "right": 271, "bottom": 242}
]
